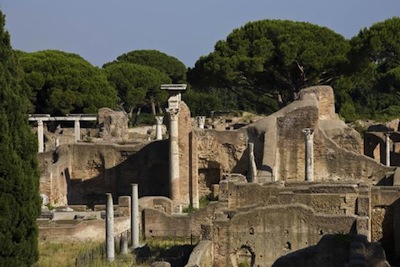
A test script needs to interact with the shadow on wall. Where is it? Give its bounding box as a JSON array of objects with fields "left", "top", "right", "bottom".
[
  {"left": 65, "top": 140, "right": 169, "bottom": 208},
  {"left": 381, "top": 198, "right": 400, "bottom": 265}
]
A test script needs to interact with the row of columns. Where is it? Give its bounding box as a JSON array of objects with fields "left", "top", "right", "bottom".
[
  {"left": 28, "top": 114, "right": 97, "bottom": 153},
  {"left": 105, "top": 184, "right": 140, "bottom": 262},
  {"left": 154, "top": 115, "right": 206, "bottom": 141}
]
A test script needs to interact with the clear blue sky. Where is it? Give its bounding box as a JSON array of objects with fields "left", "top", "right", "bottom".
[{"left": 1, "top": 1, "right": 399, "bottom": 67}]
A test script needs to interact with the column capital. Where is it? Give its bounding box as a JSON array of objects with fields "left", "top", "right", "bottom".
[
  {"left": 196, "top": 116, "right": 206, "bottom": 129},
  {"left": 168, "top": 109, "right": 179, "bottom": 120},
  {"left": 155, "top": 116, "right": 164, "bottom": 125},
  {"left": 302, "top": 128, "right": 314, "bottom": 135},
  {"left": 37, "top": 119, "right": 43, "bottom": 125}
]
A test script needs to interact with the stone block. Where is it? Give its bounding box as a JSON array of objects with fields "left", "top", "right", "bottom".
[
  {"left": 357, "top": 196, "right": 370, "bottom": 217},
  {"left": 393, "top": 167, "right": 400, "bottom": 186}
]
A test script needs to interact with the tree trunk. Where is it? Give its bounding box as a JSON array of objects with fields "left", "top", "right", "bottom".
[
  {"left": 133, "top": 107, "right": 141, "bottom": 126},
  {"left": 150, "top": 97, "right": 156, "bottom": 115}
]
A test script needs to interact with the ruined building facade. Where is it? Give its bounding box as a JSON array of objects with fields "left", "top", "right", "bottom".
[{"left": 38, "top": 85, "right": 399, "bottom": 266}]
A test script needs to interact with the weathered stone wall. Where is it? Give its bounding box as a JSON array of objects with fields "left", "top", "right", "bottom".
[
  {"left": 142, "top": 202, "right": 218, "bottom": 239},
  {"left": 194, "top": 129, "right": 248, "bottom": 199},
  {"left": 38, "top": 217, "right": 130, "bottom": 242},
  {"left": 221, "top": 181, "right": 359, "bottom": 216},
  {"left": 40, "top": 140, "right": 169, "bottom": 207},
  {"left": 212, "top": 204, "right": 356, "bottom": 267},
  {"left": 248, "top": 86, "right": 394, "bottom": 184},
  {"left": 38, "top": 149, "right": 69, "bottom": 206}
]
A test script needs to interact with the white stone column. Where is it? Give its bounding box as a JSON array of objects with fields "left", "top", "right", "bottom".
[
  {"left": 155, "top": 116, "right": 164, "bottom": 140},
  {"left": 168, "top": 111, "right": 180, "bottom": 202},
  {"left": 302, "top": 128, "right": 314, "bottom": 182},
  {"left": 385, "top": 132, "right": 391, "bottom": 167},
  {"left": 248, "top": 142, "right": 257, "bottom": 183},
  {"left": 74, "top": 118, "right": 80, "bottom": 142},
  {"left": 55, "top": 138, "right": 60, "bottom": 148},
  {"left": 196, "top": 116, "right": 206, "bottom": 129},
  {"left": 106, "top": 193, "right": 115, "bottom": 262},
  {"left": 131, "top": 184, "right": 139, "bottom": 249},
  {"left": 37, "top": 119, "right": 44, "bottom": 153},
  {"left": 161, "top": 84, "right": 186, "bottom": 206}
]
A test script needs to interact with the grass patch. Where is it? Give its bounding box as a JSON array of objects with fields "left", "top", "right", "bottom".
[
  {"left": 37, "top": 240, "right": 139, "bottom": 267},
  {"left": 37, "top": 240, "right": 102, "bottom": 266}
]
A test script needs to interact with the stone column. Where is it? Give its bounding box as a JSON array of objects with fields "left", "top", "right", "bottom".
[
  {"left": 131, "top": 184, "right": 139, "bottom": 249},
  {"left": 385, "top": 132, "right": 391, "bottom": 167},
  {"left": 74, "top": 118, "right": 80, "bottom": 142},
  {"left": 248, "top": 142, "right": 257, "bottom": 183},
  {"left": 155, "top": 116, "right": 164, "bottom": 140},
  {"left": 196, "top": 116, "right": 206, "bottom": 129},
  {"left": 120, "top": 232, "right": 128, "bottom": 254},
  {"left": 106, "top": 193, "right": 115, "bottom": 262},
  {"left": 37, "top": 119, "right": 44, "bottom": 153},
  {"left": 168, "top": 110, "right": 180, "bottom": 202},
  {"left": 302, "top": 128, "right": 314, "bottom": 182},
  {"left": 55, "top": 138, "right": 60, "bottom": 148},
  {"left": 161, "top": 84, "right": 186, "bottom": 206}
]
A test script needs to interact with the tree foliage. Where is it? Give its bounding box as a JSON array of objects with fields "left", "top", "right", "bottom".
[
  {"left": 104, "top": 62, "right": 171, "bottom": 117},
  {"left": 335, "top": 17, "right": 400, "bottom": 121},
  {"left": 18, "top": 50, "right": 118, "bottom": 115},
  {"left": 0, "top": 11, "right": 40, "bottom": 266},
  {"left": 188, "top": 19, "right": 350, "bottom": 114},
  {"left": 105, "top": 49, "right": 187, "bottom": 83}
]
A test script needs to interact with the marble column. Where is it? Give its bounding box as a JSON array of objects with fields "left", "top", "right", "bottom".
[
  {"left": 131, "top": 184, "right": 139, "bottom": 249},
  {"left": 37, "top": 119, "right": 44, "bottom": 153},
  {"left": 155, "top": 116, "right": 164, "bottom": 140},
  {"left": 196, "top": 116, "right": 206, "bottom": 129},
  {"left": 168, "top": 111, "right": 180, "bottom": 202},
  {"left": 302, "top": 128, "right": 314, "bottom": 182},
  {"left": 248, "top": 142, "right": 257, "bottom": 183},
  {"left": 385, "top": 132, "right": 391, "bottom": 167},
  {"left": 74, "top": 118, "right": 80, "bottom": 142},
  {"left": 106, "top": 193, "right": 115, "bottom": 262}
]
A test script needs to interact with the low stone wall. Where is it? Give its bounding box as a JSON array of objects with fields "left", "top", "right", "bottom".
[
  {"left": 185, "top": 240, "right": 213, "bottom": 267},
  {"left": 222, "top": 181, "right": 360, "bottom": 216},
  {"left": 143, "top": 202, "right": 218, "bottom": 239},
  {"left": 139, "top": 196, "right": 173, "bottom": 215},
  {"left": 38, "top": 217, "right": 130, "bottom": 242}
]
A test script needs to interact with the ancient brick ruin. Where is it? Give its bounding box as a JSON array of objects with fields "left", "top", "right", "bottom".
[{"left": 36, "top": 85, "right": 400, "bottom": 266}]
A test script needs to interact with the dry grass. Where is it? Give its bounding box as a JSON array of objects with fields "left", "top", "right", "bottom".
[
  {"left": 37, "top": 240, "right": 143, "bottom": 267},
  {"left": 38, "top": 240, "right": 102, "bottom": 267}
]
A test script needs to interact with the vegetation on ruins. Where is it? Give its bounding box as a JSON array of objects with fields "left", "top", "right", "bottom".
[
  {"left": 18, "top": 50, "right": 118, "bottom": 115},
  {"left": 187, "top": 19, "right": 350, "bottom": 115},
  {"left": 104, "top": 62, "right": 171, "bottom": 120},
  {"left": 0, "top": 11, "right": 41, "bottom": 266}
]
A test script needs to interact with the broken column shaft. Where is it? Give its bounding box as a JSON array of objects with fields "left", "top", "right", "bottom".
[
  {"left": 302, "top": 128, "right": 314, "bottom": 182},
  {"left": 37, "top": 119, "right": 44, "bottom": 153},
  {"left": 385, "top": 132, "right": 391, "bottom": 167},
  {"left": 106, "top": 193, "right": 115, "bottom": 261},
  {"left": 196, "top": 116, "right": 206, "bottom": 129},
  {"left": 155, "top": 116, "right": 164, "bottom": 140},
  {"left": 131, "top": 184, "right": 139, "bottom": 249}
]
